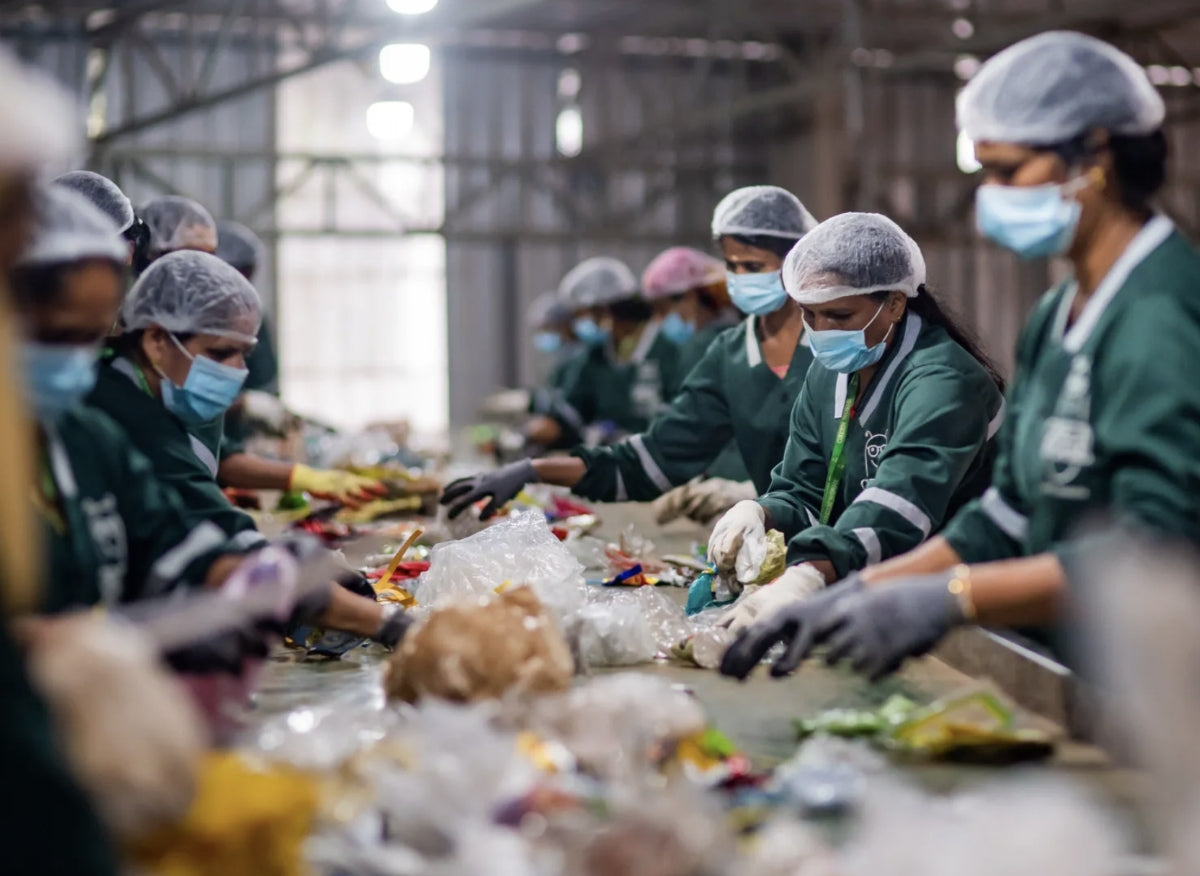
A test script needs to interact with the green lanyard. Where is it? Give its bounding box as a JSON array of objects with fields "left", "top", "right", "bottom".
[{"left": 819, "top": 373, "right": 859, "bottom": 525}]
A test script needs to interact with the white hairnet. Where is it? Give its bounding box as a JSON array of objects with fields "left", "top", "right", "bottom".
[
  {"left": 0, "top": 48, "right": 78, "bottom": 170},
  {"left": 783, "top": 212, "right": 925, "bottom": 305},
  {"left": 18, "top": 185, "right": 127, "bottom": 268},
  {"left": 526, "top": 291, "right": 572, "bottom": 329},
  {"left": 140, "top": 196, "right": 218, "bottom": 256},
  {"left": 557, "top": 257, "right": 638, "bottom": 309},
  {"left": 52, "top": 171, "right": 134, "bottom": 233},
  {"left": 122, "top": 250, "right": 261, "bottom": 344},
  {"left": 711, "top": 185, "right": 818, "bottom": 241},
  {"left": 957, "top": 31, "right": 1164, "bottom": 145},
  {"left": 215, "top": 220, "right": 263, "bottom": 272}
]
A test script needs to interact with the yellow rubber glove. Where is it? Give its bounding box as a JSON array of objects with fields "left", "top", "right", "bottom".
[{"left": 288, "top": 464, "right": 387, "bottom": 509}]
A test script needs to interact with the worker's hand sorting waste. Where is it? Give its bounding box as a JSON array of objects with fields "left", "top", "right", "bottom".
[
  {"left": 718, "top": 564, "right": 827, "bottom": 635},
  {"left": 288, "top": 464, "right": 387, "bottom": 509},
  {"left": 706, "top": 500, "right": 768, "bottom": 591},
  {"left": 719, "top": 574, "right": 864, "bottom": 680},
  {"left": 815, "top": 571, "right": 969, "bottom": 681},
  {"left": 440, "top": 458, "right": 537, "bottom": 520}
]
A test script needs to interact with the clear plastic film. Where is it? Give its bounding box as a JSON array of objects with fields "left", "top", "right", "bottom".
[{"left": 412, "top": 510, "right": 587, "bottom": 622}]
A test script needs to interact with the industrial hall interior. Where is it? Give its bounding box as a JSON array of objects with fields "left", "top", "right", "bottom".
[{"left": 4, "top": 0, "right": 1200, "bottom": 873}]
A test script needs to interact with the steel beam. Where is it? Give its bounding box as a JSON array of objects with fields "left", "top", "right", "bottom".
[{"left": 89, "top": 0, "right": 552, "bottom": 145}]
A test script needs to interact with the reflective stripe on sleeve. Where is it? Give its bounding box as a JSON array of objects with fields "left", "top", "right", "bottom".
[
  {"left": 852, "top": 487, "right": 932, "bottom": 537},
  {"left": 147, "top": 521, "right": 228, "bottom": 592},
  {"left": 851, "top": 527, "right": 882, "bottom": 565},
  {"left": 614, "top": 470, "right": 628, "bottom": 502},
  {"left": 231, "top": 529, "right": 268, "bottom": 549},
  {"left": 627, "top": 434, "right": 673, "bottom": 493},
  {"left": 980, "top": 486, "right": 1028, "bottom": 541}
]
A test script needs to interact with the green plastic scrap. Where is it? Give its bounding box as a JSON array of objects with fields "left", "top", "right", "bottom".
[{"left": 792, "top": 694, "right": 918, "bottom": 740}]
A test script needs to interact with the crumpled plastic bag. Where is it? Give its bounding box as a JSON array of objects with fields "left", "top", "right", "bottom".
[
  {"left": 28, "top": 615, "right": 205, "bottom": 840},
  {"left": 413, "top": 511, "right": 586, "bottom": 621},
  {"left": 569, "top": 590, "right": 659, "bottom": 668},
  {"left": 385, "top": 586, "right": 574, "bottom": 704}
]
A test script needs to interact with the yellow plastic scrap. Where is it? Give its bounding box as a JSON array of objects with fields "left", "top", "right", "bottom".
[
  {"left": 751, "top": 530, "right": 787, "bottom": 585},
  {"left": 334, "top": 496, "right": 422, "bottom": 525},
  {"left": 126, "top": 752, "right": 319, "bottom": 876}
]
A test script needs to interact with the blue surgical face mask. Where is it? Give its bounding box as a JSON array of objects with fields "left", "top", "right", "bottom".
[
  {"left": 21, "top": 342, "right": 99, "bottom": 422},
  {"left": 727, "top": 270, "right": 789, "bottom": 316},
  {"left": 803, "top": 301, "right": 893, "bottom": 374},
  {"left": 573, "top": 317, "right": 610, "bottom": 347},
  {"left": 975, "top": 179, "right": 1086, "bottom": 259},
  {"left": 533, "top": 331, "right": 563, "bottom": 354},
  {"left": 159, "top": 334, "right": 249, "bottom": 425},
  {"left": 660, "top": 311, "right": 696, "bottom": 345}
]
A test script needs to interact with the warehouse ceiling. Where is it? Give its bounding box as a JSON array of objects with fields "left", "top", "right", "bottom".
[{"left": 3, "top": 0, "right": 1200, "bottom": 144}]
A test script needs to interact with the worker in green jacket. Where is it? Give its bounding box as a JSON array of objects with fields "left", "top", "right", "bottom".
[
  {"left": 0, "top": 49, "right": 120, "bottom": 876},
  {"left": 133, "top": 201, "right": 383, "bottom": 508},
  {"left": 524, "top": 290, "right": 584, "bottom": 448},
  {"left": 13, "top": 185, "right": 252, "bottom": 613},
  {"left": 441, "top": 185, "right": 819, "bottom": 519},
  {"left": 524, "top": 256, "right": 681, "bottom": 447},
  {"left": 89, "top": 250, "right": 404, "bottom": 645},
  {"left": 640, "top": 245, "right": 746, "bottom": 485},
  {"left": 709, "top": 212, "right": 1005, "bottom": 634},
  {"left": 721, "top": 32, "right": 1195, "bottom": 682}
]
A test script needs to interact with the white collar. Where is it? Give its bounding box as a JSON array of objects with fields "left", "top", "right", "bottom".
[
  {"left": 744, "top": 316, "right": 761, "bottom": 367},
  {"left": 744, "top": 314, "right": 808, "bottom": 370},
  {"left": 1061, "top": 214, "right": 1174, "bottom": 353},
  {"left": 43, "top": 423, "right": 78, "bottom": 500},
  {"left": 831, "top": 312, "right": 923, "bottom": 421}
]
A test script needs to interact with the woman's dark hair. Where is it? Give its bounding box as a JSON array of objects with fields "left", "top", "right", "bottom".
[
  {"left": 1045, "top": 129, "right": 1168, "bottom": 213},
  {"left": 870, "top": 285, "right": 1005, "bottom": 392},
  {"left": 608, "top": 296, "right": 653, "bottom": 323},
  {"left": 10, "top": 258, "right": 124, "bottom": 310},
  {"left": 725, "top": 233, "right": 799, "bottom": 260}
]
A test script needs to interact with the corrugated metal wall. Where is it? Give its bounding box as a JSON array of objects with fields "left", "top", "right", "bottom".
[
  {"left": 441, "top": 47, "right": 771, "bottom": 427},
  {"left": 2, "top": 24, "right": 279, "bottom": 315}
]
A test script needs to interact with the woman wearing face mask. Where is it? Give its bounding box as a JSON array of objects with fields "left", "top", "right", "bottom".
[
  {"left": 709, "top": 212, "right": 1005, "bottom": 636},
  {"left": 14, "top": 186, "right": 255, "bottom": 612},
  {"left": 523, "top": 256, "right": 681, "bottom": 448},
  {"left": 131, "top": 203, "right": 384, "bottom": 508},
  {"left": 641, "top": 246, "right": 736, "bottom": 371},
  {"left": 440, "top": 186, "right": 818, "bottom": 521},
  {"left": 720, "top": 32, "right": 1200, "bottom": 684},
  {"left": 88, "top": 251, "right": 403, "bottom": 646},
  {"left": 525, "top": 290, "right": 583, "bottom": 420}
]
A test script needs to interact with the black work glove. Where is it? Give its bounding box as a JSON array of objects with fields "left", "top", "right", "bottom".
[
  {"left": 439, "top": 459, "right": 537, "bottom": 520},
  {"left": 372, "top": 605, "right": 413, "bottom": 649},
  {"left": 164, "top": 628, "right": 269, "bottom": 675},
  {"left": 719, "top": 576, "right": 865, "bottom": 680},
  {"left": 816, "top": 572, "right": 968, "bottom": 681}
]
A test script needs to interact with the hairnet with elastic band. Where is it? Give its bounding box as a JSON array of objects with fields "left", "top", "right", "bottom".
[
  {"left": 957, "top": 31, "right": 1164, "bottom": 145},
  {"left": 711, "top": 185, "right": 818, "bottom": 241},
  {"left": 18, "top": 185, "right": 127, "bottom": 268},
  {"left": 140, "top": 195, "right": 218, "bottom": 256},
  {"left": 122, "top": 250, "right": 261, "bottom": 344},
  {"left": 0, "top": 48, "right": 78, "bottom": 169},
  {"left": 641, "top": 247, "right": 725, "bottom": 300},
  {"left": 215, "top": 220, "right": 263, "bottom": 272},
  {"left": 557, "top": 256, "right": 638, "bottom": 308},
  {"left": 783, "top": 212, "right": 925, "bottom": 305},
  {"left": 52, "top": 171, "right": 134, "bottom": 233}
]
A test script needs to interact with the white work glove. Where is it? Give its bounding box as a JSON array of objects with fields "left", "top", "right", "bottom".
[
  {"left": 718, "top": 564, "right": 827, "bottom": 635},
  {"left": 241, "top": 389, "right": 289, "bottom": 431},
  {"left": 707, "top": 500, "right": 767, "bottom": 589},
  {"left": 682, "top": 478, "right": 758, "bottom": 524}
]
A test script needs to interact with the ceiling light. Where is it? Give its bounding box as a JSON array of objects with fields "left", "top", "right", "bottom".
[
  {"left": 386, "top": 0, "right": 438, "bottom": 14},
  {"left": 380, "top": 43, "right": 431, "bottom": 84}
]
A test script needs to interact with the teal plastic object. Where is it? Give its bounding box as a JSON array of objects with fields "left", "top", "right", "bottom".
[{"left": 686, "top": 569, "right": 736, "bottom": 616}]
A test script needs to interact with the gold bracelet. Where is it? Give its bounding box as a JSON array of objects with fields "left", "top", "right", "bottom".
[{"left": 946, "top": 564, "right": 977, "bottom": 621}]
